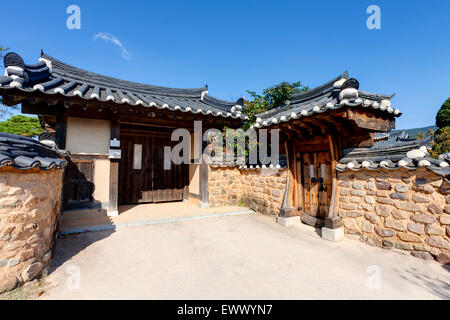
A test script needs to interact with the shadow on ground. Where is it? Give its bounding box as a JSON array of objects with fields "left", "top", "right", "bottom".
[
  {"left": 393, "top": 265, "right": 450, "bottom": 299},
  {"left": 49, "top": 229, "right": 115, "bottom": 274}
]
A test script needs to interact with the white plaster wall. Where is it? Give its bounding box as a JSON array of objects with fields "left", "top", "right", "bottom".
[
  {"left": 93, "top": 159, "right": 110, "bottom": 205},
  {"left": 66, "top": 117, "right": 111, "bottom": 206},
  {"left": 66, "top": 117, "right": 110, "bottom": 155},
  {"left": 189, "top": 164, "right": 200, "bottom": 197}
]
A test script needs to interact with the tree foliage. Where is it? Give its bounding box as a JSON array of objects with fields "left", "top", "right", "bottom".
[
  {"left": 430, "top": 126, "right": 450, "bottom": 158},
  {"left": 0, "top": 115, "right": 43, "bottom": 137},
  {"left": 436, "top": 97, "right": 450, "bottom": 128},
  {"left": 430, "top": 97, "right": 450, "bottom": 158},
  {"left": 218, "top": 81, "right": 308, "bottom": 159},
  {"left": 242, "top": 81, "right": 309, "bottom": 128}
]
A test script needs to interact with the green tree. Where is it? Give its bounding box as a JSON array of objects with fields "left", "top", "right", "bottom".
[
  {"left": 219, "top": 81, "right": 308, "bottom": 159},
  {"left": 417, "top": 131, "right": 424, "bottom": 140},
  {"left": 430, "top": 97, "right": 450, "bottom": 158},
  {"left": 0, "top": 115, "right": 43, "bottom": 137},
  {"left": 436, "top": 98, "right": 450, "bottom": 128},
  {"left": 243, "top": 81, "right": 309, "bottom": 127}
]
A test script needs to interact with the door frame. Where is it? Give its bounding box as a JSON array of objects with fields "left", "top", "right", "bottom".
[{"left": 291, "top": 134, "right": 341, "bottom": 219}]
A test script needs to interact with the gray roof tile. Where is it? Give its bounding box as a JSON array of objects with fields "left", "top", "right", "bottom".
[
  {"left": 0, "top": 133, "right": 67, "bottom": 170},
  {"left": 0, "top": 52, "right": 247, "bottom": 120},
  {"left": 338, "top": 136, "right": 450, "bottom": 176},
  {"left": 253, "top": 71, "right": 400, "bottom": 128}
]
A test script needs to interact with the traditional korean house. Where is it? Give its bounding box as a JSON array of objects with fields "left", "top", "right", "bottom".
[
  {"left": 1, "top": 51, "right": 449, "bottom": 261},
  {"left": 0, "top": 51, "right": 247, "bottom": 215}
]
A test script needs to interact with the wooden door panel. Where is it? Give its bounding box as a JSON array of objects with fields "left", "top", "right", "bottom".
[
  {"left": 119, "top": 132, "right": 187, "bottom": 204},
  {"left": 152, "top": 136, "right": 185, "bottom": 202},
  {"left": 301, "top": 151, "right": 332, "bottom": 218},
  {"left": 64, "top": 160, "right": 94, "bottom": 206}
]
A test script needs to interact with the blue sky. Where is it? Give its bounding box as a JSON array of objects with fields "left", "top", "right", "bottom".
[{"left": 2, "top": 0, "right": 450, "bottom": 129}]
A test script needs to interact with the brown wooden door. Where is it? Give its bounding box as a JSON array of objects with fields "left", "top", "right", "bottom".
[
  {"left": 301, "top": 151, "right": 332, "bottom": 218},
  {"left": 119, "top": 133, "right": 187, "bottom": 204},
  {"left": 63, "top": 159, "right": 94, "bottom": 207}
]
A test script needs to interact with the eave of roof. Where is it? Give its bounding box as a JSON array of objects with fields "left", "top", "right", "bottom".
[
  {"left": 337, "top": 137, "right": 450, "bottom": 176},
  {"left": 252, "top": 71, "right": 400, "bottom": 128},
  {"left": 0, "top": 52, "right": 248, "bottom": 120},
  {"left": 0, "top": 132, "right": 67, "bottom": 170}
]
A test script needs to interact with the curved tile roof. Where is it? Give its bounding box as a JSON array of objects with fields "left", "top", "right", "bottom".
[
  {"left": 0, "top": 52, "right": 247, "bottom": 120},
  {"left": 337, "top": 136, "right": 450, "bottom": 176},
  {"left": 0, "top": 133, "right": 67, "bottom": 170},
  {"left": 253, "top": 71, "right": 400, "bottom": 128}
]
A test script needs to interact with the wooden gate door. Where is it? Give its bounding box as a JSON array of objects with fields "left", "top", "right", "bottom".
[
  {"left": 301, "top": 151, "right": 333, "bottom": 218},
  {"left": 151, "top": 136, "right": 186, "bottom": 202},
  {"left": 63, "top": 159, "right": 94, "bottom": 207},
  {"left": 119, "top": 133, "right": 187, "bottom": 204}
]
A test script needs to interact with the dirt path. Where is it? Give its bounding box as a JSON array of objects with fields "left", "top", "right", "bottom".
[{"left": 40, "top": 213, "right": 450, "bottom": 299}]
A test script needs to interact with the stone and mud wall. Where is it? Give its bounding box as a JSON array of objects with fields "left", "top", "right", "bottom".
[
  {"left": 0, "top": 168, "right": 63, "bottom": 293},
  {"left": 337, "top": 168, "right": 449, "bottom": 261},
  {"left": 208, "top": 166, "right": 287, "bottom": 216}
]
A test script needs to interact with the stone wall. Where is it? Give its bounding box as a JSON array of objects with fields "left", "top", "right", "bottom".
[
  {"left": 208, "top": 166, "right": 287, "bottom": 215},
  {"left": 337, "top": 168, "right": 450, "bottom": 261},
  {"left": 0, "top": 168, "right": 63, "bottom": 293}
]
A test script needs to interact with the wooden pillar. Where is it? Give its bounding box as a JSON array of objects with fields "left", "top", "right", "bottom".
[
  {"left": 108, "top": 115, "right": 120, "bottom": 216},
  {"left": 183, "top": 164, "right": 189, "bottom": 202},
  {"left": 55, "top": 106, "right": 67, "bottom": 149},
  {"left": 295, "top": 150, "right": 303, "bottom": 213},
  {"left": 278, "top": 140, "right": 298, "bottom": 224},
  {"left": 199, "top": 154, "right": 209, "bottom": 208},
  {"left": 322, "top": 134, "right": 344, "bottom": 241}
]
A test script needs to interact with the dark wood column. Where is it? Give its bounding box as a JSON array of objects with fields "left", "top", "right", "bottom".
[
  {"left": 108, "top": 114, "right": 120, "bottom": 216},
  {"left": 55, "top": 105, "right": 67, "bottom": 149}
]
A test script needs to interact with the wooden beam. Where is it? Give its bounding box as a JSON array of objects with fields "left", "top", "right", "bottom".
[
  {"left": 346, "top": 108, "right": 395, "bottom": 132},
  {"left": 1, "top": 88, "right": 243, "bottom": 129},
  {"left": 296, "top": 151, "right": 304, "bottom": 213},
  {"left": 327, "top": 135, "right": 338, "bottom": 218},
  {"left": 108, "top": 112, "right": 120, "bottom": 216},
  {"left": 292, "top": 145, "right": 300, "bottom": 212},
  {"left": 2, "top": 94, "right": 27, "bottom": 106},
  {"left": 109, "top": 161, "right": 119, "bottom": 216}
]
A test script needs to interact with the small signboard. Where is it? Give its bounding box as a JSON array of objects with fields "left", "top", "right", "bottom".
[
  {"left": 110, "top": 138, "right": 120, "bottom": 148},
  {"left": 109, "top": 148, "right": 121, "bottom": 159}
]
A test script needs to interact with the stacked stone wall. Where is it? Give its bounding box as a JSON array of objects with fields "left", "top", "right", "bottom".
[
  {"left": 208, "top": 166, "right": 287, "bottom": 215},
  {"left": 337, "top": 168, "right": 449, "bottom": 261},
  {"left": 0, "top": 168, "right": 63, "bottom": 293}
]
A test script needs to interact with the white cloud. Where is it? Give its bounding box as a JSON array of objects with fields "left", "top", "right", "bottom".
[{"left": 93, "top": 32, "right": 130, "bottom": 60}]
